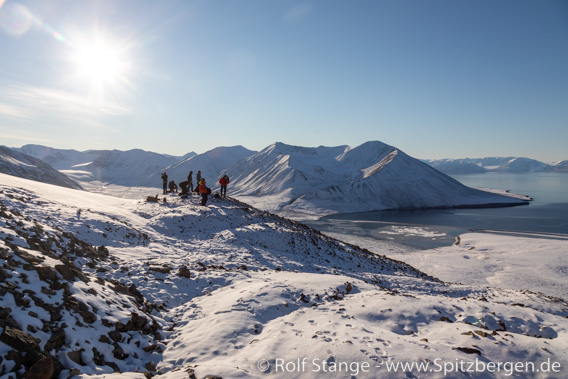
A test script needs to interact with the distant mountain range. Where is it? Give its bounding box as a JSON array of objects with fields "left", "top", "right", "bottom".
[
  {"left": 13, "top": 144, "right": 256, "bottom": 188},
  {"left": 17, "top": 145, "right": 191, "bottom": 186},
  {"left": 424, "top": 157, "right": 568, "bottom": 175},
  {"left": 2, "top": 142, "right": 550, "bottom": 217}
]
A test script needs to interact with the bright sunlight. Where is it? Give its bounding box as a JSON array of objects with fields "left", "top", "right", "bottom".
[
  {"left": 75, "top": 43, "right": 123, "bottom": 83},
  {"left": 67, "top": 35, "right": 132, "bottom": 98}
]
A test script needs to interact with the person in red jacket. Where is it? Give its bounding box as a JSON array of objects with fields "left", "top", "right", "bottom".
[
  {"left": 219, "top": 175, "right": 230, "bottom": 197},
  {"left": 199, "top": 178, "right": 208, "bottom": 206}
]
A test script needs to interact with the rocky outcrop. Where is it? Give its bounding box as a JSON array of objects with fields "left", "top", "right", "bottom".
[{"left": 0, "top": 192, "right": 162, "bottom": 377}]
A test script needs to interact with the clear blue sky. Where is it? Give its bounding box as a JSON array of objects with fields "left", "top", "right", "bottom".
[{"left": 1, "top": 0, "right": 567, "bottom": 162}]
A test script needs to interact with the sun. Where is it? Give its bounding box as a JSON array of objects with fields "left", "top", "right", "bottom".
[
  {"left": 75, "top": 43, "right": 124, "bottom": 83},
  {"left": 67, "top": 35, "right": 132, "bottom": 97}
]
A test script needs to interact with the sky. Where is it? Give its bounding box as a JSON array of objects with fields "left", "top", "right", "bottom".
[{"left": 0, "top": 0, "right": 567, "bottom": 162}]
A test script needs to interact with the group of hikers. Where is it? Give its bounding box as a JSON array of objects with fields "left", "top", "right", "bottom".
[{"left": 160, "top": 170, "right": 230, "bottom": 206}]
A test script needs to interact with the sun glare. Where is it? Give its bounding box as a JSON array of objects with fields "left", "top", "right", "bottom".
[
  {"left": 67, "top": 35, "right": 132, "bottom": 98},
  {"left": 75, "top": 44, "right": 123, "bottom": 81}
]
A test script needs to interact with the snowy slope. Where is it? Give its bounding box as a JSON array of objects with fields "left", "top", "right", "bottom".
[
  {"left": 227, "top": 141, "right": 528, "bottom": 217},
  {"left": 1, "top": 173, "right": 567, "bottom": 379},
  {"left": 0, "top": 146, "right": 82, "bottom": 190}
]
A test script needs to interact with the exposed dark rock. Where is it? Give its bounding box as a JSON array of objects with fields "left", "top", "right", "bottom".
[
  {"left": 178, "top": 266, "right": 191, "bottom": 278},
  {"left": 92, "top": 347, "right": 105, "bottom": 366},
  {"left": 45, "top": 328, "right": 66, "bottom": 352},
  {"left": 25, "top": 356, "right": 54, "bottom": 379},
  {"left": 299, "top": 293, "right": 310, "bottom": 303},
  {"left": 35, "top": 265, "right": 58, "bottom": 282},
  {"left": 98, "top": 335, "right": 111, "bottom": 344},
  {"left": 0, "top": 247, "right": 10, "bottom": 259},
  {"left": 6, "top": 349, "right": 23, "bottom": 373},
  {"left": 106, "top": 361, "right": 120, "bottom": 372},
  {"left": 0, "top": 267, "right": 8, "bottom": 282},
  {"left": 0, "top": 326, "right": 40, "bottom": 352},
  {"left": 15, "top": 250, "right": 43, "bottom": 264},
  {"left": 128, "top": 313, "right": 147, "bottom": 331},
  {"left": 108, "top": 330, "right": 122, "bottom": 343},
  {"left": 13, "top": 290, "right": 31, "bottom": 308},
  {"left": 55, "top": 264, "right": 76, "bottom": 282},
  {"left": 80, "top": 309, "right": 97, "bottom": 324},
  {"left": 142, "top": 344, "right": 159, "bottom": 352},
  {"left": 149, "top": 265, "right": 171, "bottom": 274},
  {"left": 145, "top": 361, "right": 157, "bottom": 372},
  {"left": 128, "top": 284, "right": 145, "bottom": 303},
  {"left": 112, "top": 344, "right": 128, "bottom": 360},
  {"left": 67, "top": 349, "right": 85, "bottom": 366},
  {"left": 0, "top": 307, "right": 11, "bottom": 319},
  {"left": 475, "top": 330, "right": 490, "bottom": 337},
  {"left": 455, "top": 347, "right": 482, "bottom": 355}
]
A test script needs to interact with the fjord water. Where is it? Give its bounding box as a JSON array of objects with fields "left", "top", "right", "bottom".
[{"left": 307, "top": 173, "right": 568, "bottom": 249}]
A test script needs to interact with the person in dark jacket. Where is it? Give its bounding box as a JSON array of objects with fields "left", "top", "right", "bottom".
[
  {"left": 168, "top": 180, "right": 178, "bottom": 193},
  {"left": 161, "top": 172, "right": 168, "bottom": 194},
  {"left": 199, "top": 178, "right": 208, "bottom": 206},
  {"left": 219, "top": 175, "right": 230, "bottom": 197},
  {"left": 179, "top": 181, "right": 189, "bottom": 195},
  {"left": 187, "top": 171, "right": 194, "bottom": 192}
]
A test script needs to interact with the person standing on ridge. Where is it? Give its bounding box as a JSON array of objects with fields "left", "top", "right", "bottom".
[
  {"left": 219, "top": 175, "right": 230, "bottom": 197},
  {"left": 199, "top": 178, "right": 209, "bottom": 206},
  {"left": 196, "top": 170, "right": 201, "bottom": 185},
  {"left": 188, "top": 171, "right": 194, "bottom": 193},
  {"left": 161, "top": 172, "right": 168, "bottom": 194}
]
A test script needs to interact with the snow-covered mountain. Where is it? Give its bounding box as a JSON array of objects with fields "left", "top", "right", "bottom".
[
  {"left": 550, "top": 160, "right": 568, "bottom": 172},
  {"left": 423, "top": 159, "right": 488, "bottom": 175},
  {"left": 16, "top": 145, "right": 186, "bottom": 186},
  {"left": 425, "top": 157, "right": 555, "bottom": 174},
  {"left": 1, "top": 173, "right": 567, "bottom": 378},
  {"left": 493, "top": 157, "right": 550, "bottom": 173},
  {"left": 141, "top": 145, "right": 255, "bottom": 188},
  {"left": 81, "top": 149, "right": 181, "bottom": 186},
  {"left": 15, "top": 144, "right": 254, "bottom": 189},
  {"left": 225, "top": 141, "right": 528, "bottom": 217},
  {"left": 0, "top": 146, "right": 82, "bottom": 190},
  {"left": 17, "top": 145, "right": 101, "bottom": 171}
]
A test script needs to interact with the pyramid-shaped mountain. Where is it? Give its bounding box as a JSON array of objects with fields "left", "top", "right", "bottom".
[{"left": 226, "top": 141, "right": 528, "bottom": 217}]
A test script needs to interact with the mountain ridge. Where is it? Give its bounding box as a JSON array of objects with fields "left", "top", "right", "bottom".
[
  {"left": 424, "top": 156, "right": 566, "bottom": 175},
  {"left": 4, "top": 142, "right": 546, "bottom": 217}
]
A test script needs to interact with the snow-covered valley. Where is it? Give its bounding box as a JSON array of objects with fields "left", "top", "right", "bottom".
[{"left": 1, "top": 173, "right": 567, "bottom": 378}]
